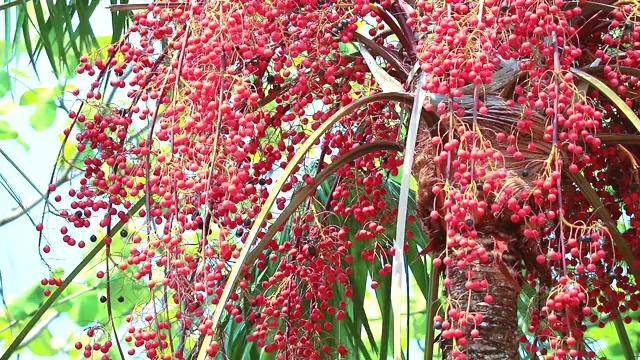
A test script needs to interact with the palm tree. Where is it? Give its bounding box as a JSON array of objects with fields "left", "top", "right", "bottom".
[{"left": 2, "top": 0, "right": 640, "bottom": 359}]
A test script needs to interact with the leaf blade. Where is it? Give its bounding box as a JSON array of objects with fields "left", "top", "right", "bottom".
[
  {"left": 571, "top": 68, "right": 640, "bottom": 133},
  {"left": 29, "top": 97, "right": 56, "bottom": 131},
  {"left": 391, "top": 72, "right": 428, "bottom": 360},
  {"left": 357, "top": 43, "right": 404, "bottom": 92},
  {"left": 0, "top": 69, "right": 11, "bottom": 97},
  {"left": 0, "top": 120, "right": 18, "bottom": 140}
]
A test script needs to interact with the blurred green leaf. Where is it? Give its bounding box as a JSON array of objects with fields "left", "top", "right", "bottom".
[
  {"left": 0, "top": 99, "right": 26, "bottom": 145},
  {"left": 66, "top": 333, "right": 82, "bottom": 358},
  {"left": 67, "top": 290, "right": 98, "bottom": 326},
  {"left": 16, "top": 137, "right": 29, "bottom": 149},
  {"left": 0, "top": 199, "right": 145, "bottom": 360},
  {"left": 0, "top": 99, "right": 15, "bottom": 114},
  {"left": 0, "top": 40, "right": 5, "bottom": 62},
  {"left": 22, "top": 86, "right": 60, "bottom": 131},
  {"left": 586, "top": 321, "right": 631, "bottom": 358},
  {"left": 67, "top": 269, "right": 143, "bottom": 328},
  {"left": 30, "top": 97, "right": 56, "bottom": 130},
  {"left": 0, "top": 120, "right": 18, "bottom": 139},
  {"left": 27, "top": 328, "right": 58, "bottom": 356},
  {"left": 0, "top": 320, "right": 12, "bottom": 346},
  {"left": 4, "top": 284, "right": 45, "bottom": 321},
  {"left": 19, "top": 87, "right": 54, "bottom": 105},
  {"left": 9, "top": 67, "right": 32, "bottom": 78},
  {"left": 339, "top": 42, "right": 357, "bottom": 55},
  {"left": 0, "top": 69, "right": 10, "bottom": 98}
]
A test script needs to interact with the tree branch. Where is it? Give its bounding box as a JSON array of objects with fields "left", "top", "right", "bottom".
[{"left": 0, "top": 170, "right": 73, "bottom": 228}]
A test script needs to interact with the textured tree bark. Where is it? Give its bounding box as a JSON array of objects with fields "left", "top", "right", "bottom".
[
  {"left": 410, "top": 94, "right": 548, "bottom": 359},
  {"left": 440, "top": 235, "right": 521, "bottom": 360}
]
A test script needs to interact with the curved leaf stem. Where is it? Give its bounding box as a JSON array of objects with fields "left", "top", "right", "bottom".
[{"left": 195, "top": 139, "right": 403, "bottom": 359}]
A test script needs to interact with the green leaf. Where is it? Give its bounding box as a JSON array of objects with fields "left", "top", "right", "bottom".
[
  {"left": 0, "top": 69, "right": 10, "bottom": 98},
  {"left": 27, "top": 328, "right": 57, "bottom": 356},
  {"left": 67, "top": 291, "right": 99, "bottom": 327},
  {"left": 338, "top": 41, "right": 358, "bottom": 55},
  {"left": 30, "top": 97, "right": 57, "bottom": 131},
  {"left": 46, "top": 0, "right": 68, "bottom": 67},
  {"left": 374, "top": 259, "right": 392, "bottom": 360},
  {"left": 344, "top": 314, "right": 375, "bottom": 360},
  {"left": 9, "top": 67, "right": 32, "bottom": 78},
  {"left": 612, "top": 310, "right": 635, "bottom": 360},
  {"left": 0, "top": 120, "right": 18, "bottom": 139},
  {"left": 0, "top": 40, "right": 6, "bottom": 62},
  {"left": 0, "top": 99, "right": 15, "bottom": 114},
  {"left": 424, "top": 261, "right": 440, "bottom": 360},
  {"left": 19, "top": 9, "right": 39, "bottom": 79},
  {"left": 66, "top": 333, "right": 82, "bottom": 358},
  {"left": 345, "top": 229, "right": 379, "bottom": 354},
  {"left": 0, "top": 319, "right": 12, "bottom": 346},
  {"left": 19, "top": 87, "right": 55, "bottom": 105},
  {"left": 6, "top": 284, "right": 46, "bottom": 321},
  {"left": 586, "top": 316, "right": 640, "bottom": 359},
  {"left": 110, "top": 1, "right": 130, "bottom": 44},
  {"left": 31, "top": 0, "right": 60, "bottom": 76},
  {"left": 16, "top": 137, "right": 29, "bottom": 150},
  {"left": 107, "top": 274, "right": 146, "bottom": 328},
  {"left": 571, "top": 68, "right": 640, "bottom": 134},
  {"left": 66, "top": 269, "right": 143, "bottom": 328},
  {"left": 23, "top": 88, "right": 60, "bottom": 131}
]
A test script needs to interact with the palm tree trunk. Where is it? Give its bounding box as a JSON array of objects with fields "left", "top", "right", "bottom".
[{"left": 440, "top": 235, "right": 521, "bottom": 360}]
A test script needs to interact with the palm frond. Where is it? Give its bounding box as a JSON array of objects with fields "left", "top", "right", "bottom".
[{"left": 3, "top": 0, "right": 131, "bottom": 76}]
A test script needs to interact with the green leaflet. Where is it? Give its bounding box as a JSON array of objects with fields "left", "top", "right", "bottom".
[
  {"left": 0, "top": 69, "right": 10, "bottom": 98},
  {"left": 571, "top": 68, "right": 640, "bottom": 134}
]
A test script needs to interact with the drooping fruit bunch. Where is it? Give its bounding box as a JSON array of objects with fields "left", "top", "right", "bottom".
[
  {"left": 31, "top": 0, "right": 640, "bottom": 359},
  {"left": 410, "top": 0, "right": 640, "bottom": 358},
  {"left": 38, "top": 1, "right": 416, "bottom": 359}
]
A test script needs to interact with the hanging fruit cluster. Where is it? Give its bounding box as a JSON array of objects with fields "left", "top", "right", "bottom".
[
  {"left": 411, "top": 0, "right": 640, "bottom": 358},
  {"left": 31, "top": 0, "right": 640, "bottom": 359},
  {"left": 42, "top": 1, "right": 409, "bottom": 359}
]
